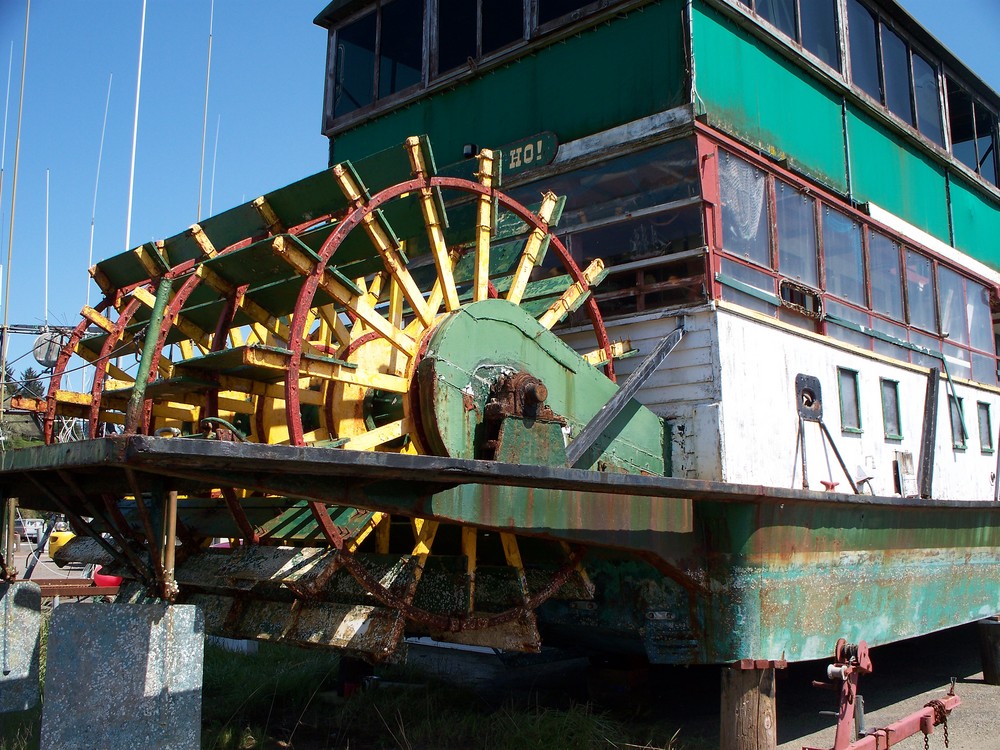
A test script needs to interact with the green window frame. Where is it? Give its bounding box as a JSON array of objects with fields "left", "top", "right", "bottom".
[
  {"left": 880, "top": 378, "right": 901, "bottom": 440},
  {"left": 978, "top": 402, "right": 994, "bottom": 454},
  {"left": 838, "top": 367, "right": 862, "bottom": 433}
]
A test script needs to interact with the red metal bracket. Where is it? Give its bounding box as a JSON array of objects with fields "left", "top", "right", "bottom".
[{"left": 804, "top": 638, "right": 960, "bottom": 750}]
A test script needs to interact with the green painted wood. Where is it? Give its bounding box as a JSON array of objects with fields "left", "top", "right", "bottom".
[
  {"left": 331, "top": 2, "right": 686, "bottom": 166},
  {"left": 846, "top": 105, "right": 951, "bottom": 242},
  {"left": 692, "top": 4, "right": 847, "bottom": 193},
  {"left": 94, "top": 242, "right": 169, "bottom": 290},
  {"left": 418, "top": 299, "right": 666, "bottom": 476},
  {"left": 949, "top": 172, "right": 1000, "bottom": 271}
]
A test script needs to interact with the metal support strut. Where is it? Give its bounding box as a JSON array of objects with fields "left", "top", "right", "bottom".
[{"left": 803, "top": 638, "right": 959, "bottom": 750}]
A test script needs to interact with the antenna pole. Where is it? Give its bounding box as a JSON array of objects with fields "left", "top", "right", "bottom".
[
  {"left": 44, "top": 167, "right": 48, "bottom": 329},
  {"left": 209, "top": 114, "right": 220, "bottom": 216},
  {"left": 87, "top": 74, "right": 112, "bottom": 310},
  {"left": 0, "top": 42, "right": 14, "bottom": 287},
  {"left": 0, "top": 0, "right": 31, "bottom": 424},
  {"left": 124, "top": 0, "right": 147, "bottom": 251},
  {"left": 197, "top": 0, "right": 215, "bottom": 220}
]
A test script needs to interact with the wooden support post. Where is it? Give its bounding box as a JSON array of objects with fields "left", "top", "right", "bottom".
[
  {"left": 720, "top": 665, "right": 777, "bottom": 750},
  {"left": 978, "top": 615, "right": 1000, "bottom": 685}
]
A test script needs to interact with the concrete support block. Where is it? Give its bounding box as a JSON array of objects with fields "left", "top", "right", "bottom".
[
  {"left": 0, "top": 582, "right": 41, "bottom": 713},
  {"left": 41, "top": 602, "right": 204, "bottom": 750}
]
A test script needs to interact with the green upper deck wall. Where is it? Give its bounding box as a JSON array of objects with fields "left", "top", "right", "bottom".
[
  {"left": 690, "top": 4, "right": 846, "bottom": 193},
  {"left": 331, "top": 0, "right": 687, "bottom": 166},
  {"left": 691, "top": 2, "right": 1000, "bottom": 268}
]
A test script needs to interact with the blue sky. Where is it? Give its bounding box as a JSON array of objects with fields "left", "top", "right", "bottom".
[{"left": 0, "top": 0, "right": 997, "bottom": 374}]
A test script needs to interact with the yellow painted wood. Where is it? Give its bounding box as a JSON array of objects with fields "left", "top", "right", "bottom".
[
  {"left": 406, "top": 137, "right": 459, "bottom": 311},
  {"left": 537, "top": 258, "right": 605, "bottom": 330},
  {"left": 89, "top": 265, "right": 115, "bottom": 296},
  {"left": 462, "top": 526, "right": 477, "bottom": 613},
  {"left": 272, "top": 236, "right": 417, "bottom": 358},
  {"left": 581, "top": 339, "right": 634, "bottom": 366},
  {"left": 342, "top": 417, "right": 412, "bottom": 451},
  {"left": 252, "top": 195, "right": 284, "bottom": 235},
  {"left": 135, "top": 245, "right": 165, "bottom": 280},
  {"left": 410, "top": 518, "right": 439, "bottom": 557},
  {"left": 506, "top": 192, "right": 558, "bottom": 305},
  {"left": 474, "top": 149, "right": 496, "bottom": 302},
  {"left": 131, "top": 286, "right": 214, "bottom": 350},
  {"left": 333, "top": 165, "right": 434, "bottom": 327},
  {"left": 375, "top": 514, "right": 391, "bottom": 554},
  {"left": 188, "top": 224, "right": 217, "bottom": 258}
]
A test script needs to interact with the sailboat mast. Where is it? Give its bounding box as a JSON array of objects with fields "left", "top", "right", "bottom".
[
  {"left": 124, "top": 0, "right": 147, "bottom": 251},
  {"left": 0, "top": 0, "right": 31, "bottom": 425}
]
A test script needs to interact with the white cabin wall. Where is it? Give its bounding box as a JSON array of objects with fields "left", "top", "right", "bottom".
[
  {"left": 563, "top": 305, "right": 724, "bottom": 479},
  {"left": 714, "top": 306, "right": 1000, "bottom": 501}
]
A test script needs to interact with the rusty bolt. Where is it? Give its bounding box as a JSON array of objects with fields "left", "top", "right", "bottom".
[{"left": 523, "top": 379, "right": 548, "bottom": 405}]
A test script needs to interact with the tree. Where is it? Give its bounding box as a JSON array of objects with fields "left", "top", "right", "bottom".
[{"left": 18, "top": 367, "right": 44, "bottom": 399}]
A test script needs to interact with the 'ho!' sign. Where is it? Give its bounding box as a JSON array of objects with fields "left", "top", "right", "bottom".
[{"left": 502, "top": 132, "right": 557, "bottom": 177}]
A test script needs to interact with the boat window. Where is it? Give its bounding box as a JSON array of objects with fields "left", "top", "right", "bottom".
[
  {"left": 436, "top": 0, "right": 477, "bottom": 73},
  {"left": 937, "top": 266, "right": 969, "bottom": 346},
  {"left": 757, "top": 0, "right": 796, "bottom": 40},
  {"left": 912, "top": 52, "right": 943, "bottom": 147},
  {"left": 822, "top": 207, "right": 864, "bottom": 305},
  {"left": 847, "top": 0, "right": 881, "bottom": 101},
  {"left": 329, "top": 1, "right": 424, "bottom": 120},
  {"left": 379, "top": 0, "right": 424, "bottom": 100},
  {"left": 948, "top": 78, "right": 978, "bottom": 172},
  {"left": 905, "top": 250, "right": 936, "bottom": 333},
  {"left": 538, "top": 0, "right": 594, "bottom": 26},
  {"left": 880, "top": 24, "right": 913, "bottom": 126},
  {"left": 332, "top": 10, "right": 378, "bottom": 118},
  {"left": 880, "top": 378, "right": 901, "bottom": 440},
  {"left": 868, "top": 231, "right": 903, "bottom": 321},
  {"left": 949, "top": 396, "right": 967, "bottom": 449},
  {"left": 719, "top": 258, "right": 778, "bottom": 315},
  {"left": 974, "top": 102, "right": 998, "bottom": 186},
  {"left": 482, "top": 0, "right": 524, "bottom": 56},
  {"left": 738, "top": 0, "right": 840, "bottom": 71},
  {"left": 978, "top": 402, "right": 993, "bottom": 453},
  {"left": 837, "top": 367, "right": 862, "bottom": 433},
  {"left": 946, "top": 76, "right": 999, "bottom": 187},
  {"left": 799, "top": 0, "right": 839, "bottom": 70},
  {"left": 720, "top": 152, "right": 771, "bottom": 268},
  {"left": 775, "top": 179, "right": 818, "bottom": 287},
  {"left": 967, "top": 280, "right": 994, "bottom": 354},
  {"left": 437, "top": 0, "right": 524, "bottom": 75}
]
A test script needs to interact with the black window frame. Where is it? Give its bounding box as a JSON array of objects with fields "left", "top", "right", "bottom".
[
  {"left": 736, "top": 0, "right": 842, "bottom": 72},
  {"left": 845, "top": 1, "right": 945, "bottom": 148},
  {"left": 322, "top": 0, "right": 629, "bottom": 129},
  {"left": 945, "top": 74, "right": 1000, "bottom": 188},
  {"left": 949, "top": 395, "right": 967, "bottom": 450}
]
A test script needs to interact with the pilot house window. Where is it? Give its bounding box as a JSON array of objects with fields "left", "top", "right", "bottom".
[
  {"left": 330, "top": 0, "right": 424, "bottom": 119},
  {"left": 437, "top": 0, "right": 524, "bottom": 74}
]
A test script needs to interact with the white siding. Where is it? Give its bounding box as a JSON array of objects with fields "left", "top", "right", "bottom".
[{"left": 714, "top": 308, "right": 1000, "bottom": 500}]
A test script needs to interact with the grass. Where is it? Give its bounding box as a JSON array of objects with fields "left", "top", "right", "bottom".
[
  {"left": 202, "top": 644, "right": 708, "bottom": 750},
  {"left": 1, "top": 623, "right": 708, "bottom": 750}
]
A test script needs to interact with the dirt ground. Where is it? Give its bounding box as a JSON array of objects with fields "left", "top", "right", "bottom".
[{"left": 409, "top": 623, "right": 998, "bottom": 749}]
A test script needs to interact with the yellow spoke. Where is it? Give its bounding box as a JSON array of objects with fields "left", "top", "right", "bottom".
[
  {"left": 581, "top": 339, "right": 634, "bottom": 367},
  {"left": 537, "top": 258, "right": 605, "bottom": 330},
  {"left": 343, "top": 417, "right": 413, "bottom": 452},
  {"left": 462, "top": 526, "right": 477, "bottom": 613},
  {"left": 406, "top": 136, "right": 459, "bottom": 311},
  {"left": 474, "top": 149, "right": 496, "bottom": 302},
  {"left": 506, "top": 192, "right": 559, "bottom": 305},
  {"left": 333, "top": 164, "right": 433, "bottom": 326}
]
